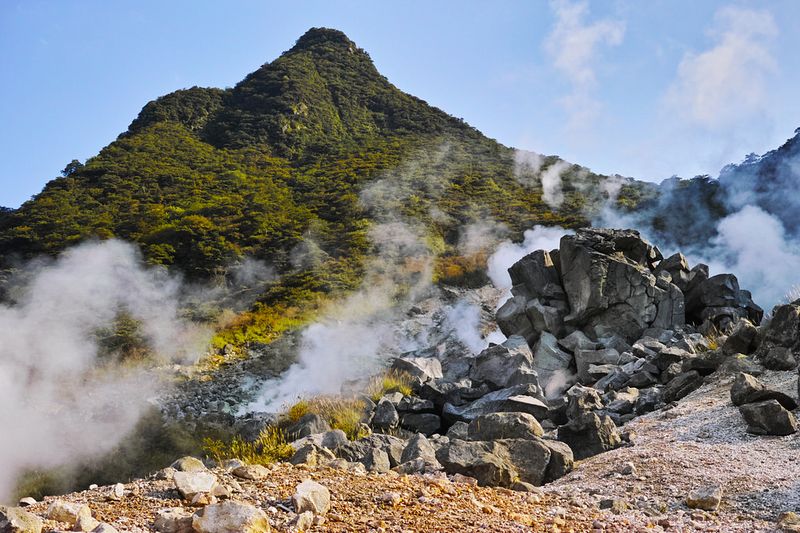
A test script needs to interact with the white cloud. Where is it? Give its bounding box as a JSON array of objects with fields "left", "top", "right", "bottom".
[
  {"left": 666, "top": 6, "right": 778, "bottom": 129},
  {"left": 544, "top": 0, "right": 625, "bottom": 127}
]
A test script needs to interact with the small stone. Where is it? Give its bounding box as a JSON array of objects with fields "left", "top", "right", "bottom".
[
  {"left": 232, "top": 464, "right": 270, "bottom": 481},
  {"left": 212, "top": 485, "right": 232, "bottom": 499},
  {"left": 619, "top": 462, "right": 636, "bottom": 476},
  {"left": 378, "top": 492, "right": 403, "bottom": 507},
  {"left": 0, "top": 506, "right": 43, "bottom": 533},
  {"left": 154, "top": 507, "right": 193, "bottom": 533},
  {"left": 106, "top": 483, "right": 124, "bottom": 501},
  {"left": 17, "top": 497, "right": 37, "bottom": 507},
  {"left": 778, "top": 511, "right": 800, "bottom": 532},
  {"left": 599, "top": 498, "right": 628, "bottom": 514},
  {"left": 90, "top": 524, "right": 119, "bottom": 533},
  {"left": 452, "top": 473, "right": 479, "bottom": 486},
  {"left": 190, "top": 492, "right": 217, "bottom": 506},
  {"left": 173, "top": 471, "right": 218, "bottom": 501},
  {"left": 292, "top": 479, "right": 331, "bottom": 515},
  {"left": 46, "top": 501, "right": 92, "bottom": 526},
  {"left": 686, "top": 485, "right": 722, "bottom": 511},
  {"left": 75, "top": 514, "right": 101, "bottom": 532},
  {"left": 289, "top": 511, "right": 314, "bottom": 532},
  {"left": 192, "top": 501, "right": 270, "bottom": 533},
  {"left": 155, "top": 467, "right": 177, "bottom": 481},
  {"left": 170, "top": 456, "right": 207, "bottom": 472}
]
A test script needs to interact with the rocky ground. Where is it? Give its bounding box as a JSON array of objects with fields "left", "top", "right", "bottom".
[
  {"left": 6, "top": 228, "right": 800, "bottom": 532},
  {"left": 6, "top": 368, "right": 798, "bottom": 532}
]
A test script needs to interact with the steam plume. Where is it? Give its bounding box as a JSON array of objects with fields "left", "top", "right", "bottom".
[{"left": 0, "top": 240, "right": 207, "bottom": 501}]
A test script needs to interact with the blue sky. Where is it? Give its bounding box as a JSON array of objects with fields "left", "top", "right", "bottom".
[{"left": 2, "top": 0, "right": 800, "bottom": 208}]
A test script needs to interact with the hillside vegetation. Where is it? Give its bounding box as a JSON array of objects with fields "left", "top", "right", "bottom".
[{"left": 0, "top": 28, "right": 652, "bottom": 348}]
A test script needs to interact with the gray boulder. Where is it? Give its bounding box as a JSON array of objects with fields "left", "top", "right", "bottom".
[
  {"left": 446, "top": 421, "right": 469, "bottom": 440},
  {"left": 760, "top": 346, "right": 798, "bottom": 370},
  {"left": 442, "top": 383, "right": 548, "bottom": 423},
  {"left": 192, "top": 501, "right": 269, "bottom": 533},
  {"left": 685, "top": 273, "right": 762, "bottom": 330},
  {"left": 467, "top": 412, "right": 543, "bottom": 441},
  {"left": 360, "top": 447, "right": 391, "bottom": 473},
  {"left": 663, "top": 370, "right": 703, "bottom": 402},
  {"left": 435, "top": 438, "right": 552, "bottom": 487},
  {"left": 565, "top": 384, "right": 603, "bottom": 419},
  {"left": 557, "top": 412, "right": 621, "bottom": 460},
  {"left": 722, "top": 319, "right": 758, "bottom": 355},
  {"left": 371, "top": 399, "right": 400, "bottom": 430},
  {"left": 558, "top": 330, "right": 598, "bottom": 353},
  {"left": 730, "top": 373, "right": 797, "bottom": 410},
  {"left": 0, "top": 506, "right": 42, "bottom": 533},
  {"left": 655, "top": 252, "right": 691, "bottom": 292},
  {"left": 526, "top": 299, "right": 565, "bottom": 338},
  {"left": 400, "top": 433, "right": 440, "bottom": 467},
  {"left": 540, "top": 439, "right": 574, "bottom": 482},
  {"left": 532, "top": 332, "right": 573, "bottom": 396},
  {"left": 634, "top": 386, "right": 664, "bottom": 415},
  {"left": 286, "top": 413, "right": 331, "bottom": 440},
  {"left": 496, "top": 295, "right": 536, "bottom": 341},
  {"left": 469, "top": 336, "right": 536, "bottom": 390},
  {"left": 508, "top": 249, "right": 564, "bottom": 302},
  {"left": 739, "top": 400, "right": 798, "bottom": 436},
  {"left": 400, "top": 413, "right": 441, "bottom": 436},
  {"left": 292, "top": 479, "right": 331, "bottom": 515},
  {"left": 391, "top": 357, "right": 443, "bottom": 383},
  {"left": 559, "top": 228, "right": 682, "bottom": 342},
  {"left": 575, "top": 348, "right": 621, "bottom": 384}
]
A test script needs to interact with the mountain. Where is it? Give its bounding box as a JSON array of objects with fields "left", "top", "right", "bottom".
[
  {"left": 3, "top": 27, "right": 797, "bottom": 348},
  {"left": 0, "top": 28, "right": 636, "bottom": 348}
]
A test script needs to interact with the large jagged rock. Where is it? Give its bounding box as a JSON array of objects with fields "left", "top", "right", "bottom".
[
  {"left": 739, "top": 400, "right": 798, "bottom": 436},
  {"left": 654, "top": 252, "right": 691, "bottom": 292},
  {"left": 532, "top": 332, "right": 572, "bottom": 396},
  {"left": 722, "top": 319, "right": 758, "bottom": 355},
  {"left": 730, "top": 373, "right": 797, "bottom": 410},
  {"left": 756, "top": 301, "right": 800, "bottom": 369},
  {"left": 391, "top": 357, "right": 443, "bottom": 383},
  {"left": 435, "top": 438, "right": 552, "bottom": 487},
  {"left": 496, "top": 295, "right": 536, "bottom": 342},
  {"left": 442, "top": 384, "right": 548, "bottom": 423},
  {"left": 466, "top": 412, "right": 544, "bottom": 441},
  {"left": 685, "top": 273, "right": 762, "bottom": 331},
  {"left": 558, "top": 229, "right": 684, "bottom": 342},
  {"left": 468, "top": 336, "right": 536, "bottom": 390},
  {"left": 556, "top": 412, "right": 621, "bottom": 460},
  {"left": 0, "top": 506, "right": 43, "bottom": 533}
]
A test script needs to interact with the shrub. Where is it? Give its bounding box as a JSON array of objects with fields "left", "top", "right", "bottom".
[
  {"left": 286, "top": 399, "right": 311, "bottom": 422},
  {"left": 203, "top": 426, "right": 294, "bottom": 466},
  {"left": 366, "top": 370, "right": 413, "bottom": 402}
]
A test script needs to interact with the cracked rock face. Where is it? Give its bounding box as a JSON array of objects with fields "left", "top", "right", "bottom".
[{"left": 559, "top": 228, "right": 684, "bottom": 342}]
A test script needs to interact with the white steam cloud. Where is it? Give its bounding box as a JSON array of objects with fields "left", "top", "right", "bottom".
[
  {"left": 540, "top": 160, "right": 570, "bottom": 208},
  {"left": 0, "top": 240, "right": 207, "bottom": 501},
  {"left": 444, "top": 300, "right": 487, "bottom": 354},
  {"left": 488, "top": 225, "right": 572, "bottom": 291},
  {"left": 245, "top": 221, "right": 434, "bottom": 413},
  {"left": 696, "top": 206, "right": 800, "bottom": 309}
]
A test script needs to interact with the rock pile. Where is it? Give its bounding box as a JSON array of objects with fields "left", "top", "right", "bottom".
[{"left": 233, "top": 228, "right": 781, "bottom": 490}]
